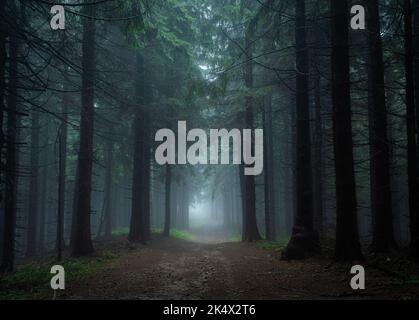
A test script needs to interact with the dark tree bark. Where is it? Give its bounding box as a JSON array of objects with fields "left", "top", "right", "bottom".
[
  {"left": 57, "top": 81, "right": 68, "bottom": 254},
  {"left": 57, "top": 124, "right": 66, "bottom": 261},
  {"left": 38, "top": 122, "right": 49, "bottom": 253},
  {"left": 414, "top": 0, "right": 419, "bottom": 156},
  {"left": 129, "top": 110, "right": 146, "bottom": 243},
  {"left": 70, "top": 162, "right": 79, "bottom": 247},
  {"left": 1, "top": 0, "right": 19, "bottom": 272},
  {"left": 26, "top": 112, "right": 40, "bottom": 257},
  {"left": 367, "top": 0, "right": 395, "bottom": 252},
  {"left": 104, "top": 132, "right": 113, "bottom": 239},
  {"left": 313, "top": 75, "right": 323, "bottom": 235},
  {"left": 239, "top": 164, "right": 247, "bottom": 241},
  {"left": 183, "top": 180, "right": 189, "bottom": 230},
  {"left": 129, "top": 53, "right": 146, "bottom": 244},
  {"left": 70, "top": 2, "right": 96, "bottom": 256},
  {"left": 404, "top": 0, "right": 419, "bottom": 260},
  {"left": 56, "top": 48, "right": 69, "bottom": 255},
  {"left": 263, "top": 93, "right": 276, "bottom": 241},
  {"left": 310, "top": 0, "right": 326, "bottom": 238},
  {"left": 163, "top": 165, "right": 172, "bottom": 237},
  {"left": 222, "top": 188, "right": 229, "bottom": 228},
  {"left": 282, "top": 0, "right": 319, "bottom": 260},
  {"left": 330, "top": 0, "right": 363, "bottom": 261},
  {"left": 176, "top": 177, "right": 189, "bottom": 230},
  {"left": 284, "top": 109, "right": 295, "bottom": 236},
  {"left": 171, "top": 181, "right": 178, "bottom": 229},
  {"left": 142, "top": 99, "right": 152, "bottom": 241},
  {"left": 241, "top": 20, "right": 262, "bottom": 242},
  {"left": 0, "top": 0, "right": 6, "bottom": 199}
]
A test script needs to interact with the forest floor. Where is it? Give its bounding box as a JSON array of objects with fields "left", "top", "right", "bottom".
[
  {"left": 52, "top": 229, "right": 419, "bottom": 300},
  {"left": 2, "top": 228, "right": 419, "bottom": 300}
]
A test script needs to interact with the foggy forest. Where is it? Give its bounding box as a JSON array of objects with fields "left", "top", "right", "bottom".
[{"left": 1, "top": 0, "right": 419, "bottom": 301}]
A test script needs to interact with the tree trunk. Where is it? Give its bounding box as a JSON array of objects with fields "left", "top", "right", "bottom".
[
  {"left": 129, "top": 110, "right": 145, "bottom": 243},
  {"left": 404, "top": 0, "right": 419, "bottom": 260},
  {"left": 142, "top": 110, "right": 151, "bottom": 240},
  {"left": 239, "top": 164, "right": 246, "bottom": 241},
  {"left": 56, "top": 57, "right": 69, "bottom": 255},
  {"left": 57, "top": 126, "right": 66, "bottom": 261},
  {"left": 183, "top": 180, "right": 189, "bottom": 230},
  {"left": 367, "top": 0, "right": 395, "bottom": 252},
  {"left": 38, "top": 122, "right": 49, "bottom": 253},
  {"left": 171, "top": 181, "right": 178, "bottom": 229},
  {"left": 0, "top": 0, "right": 6, "bottom": 202},
  {"left": 413, "top": 0, "right": 419, "bottom": 157},
  {"left": 104, "top": 132, "right": 113, "bottom": 239},
  {"left": 282, "top": 0, "right": 318, "bottom": 260},
  {"left": 330, "top": 0, "right": 363, "bottom": 261},
  {"left": 70, "top": 2, "right": 96, "bottom": 256},
  {"left": 1, "top": 0, "right": 19, "bottom": 271},
  {"left": 129, "top": 53, "right": 146, "bottom": 244},
  {"left": 263, "top": 93, "right": 276, "bottom": 241},
  {"left": 163, "top": 165, "right": 172, "bottom": 237},
  {"left": 284, "top": 109, "right": 295, "bottom": 236},
  {"left": 242, "top": 21, "right": 262, "bottom": 242},
  {"left": 313, "top": 75, "right": 323, "bottom": 235},
  {"left": 26, "top": 111, "right": 40, "bottom": 257}
]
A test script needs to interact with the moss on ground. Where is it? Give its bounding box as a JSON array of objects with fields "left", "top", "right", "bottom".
[
  {"left": 255, "top": 237, "right": 290, "bottom": 252},
  {"left": 0, "top": 249, "right": 118, "bottom": 300}
]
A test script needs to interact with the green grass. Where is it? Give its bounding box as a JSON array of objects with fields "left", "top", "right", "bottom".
[
  {"left": 393, "top": 276, "right": 419, "bottom": 285},
  {"left": 170, "top": 229, "right": 196, "bottom": 241},
  {"left": 0, "top": 250, "right": 118, "bottom": 300},
  {"left": 150, "top": 228, "right": 196, "bottom": 241},
  {"left": 255, "top": 237, "right": 290, "bottom": 252},
  {"left": 229, "top": 233, "right": 290, "bottom": 249},
  {"left": 151, "top": 227, "right": 163, "bottom": 234},
  {"left": 229, "top": 233, "right": 241, "bottom": 242},
  {"left": 111, "top": 227, "right": 129, "bottom": 236}
]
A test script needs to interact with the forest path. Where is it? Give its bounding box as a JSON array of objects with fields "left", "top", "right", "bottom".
[{"left": 61, "top": 236, "right": 419, "bottom": 300}]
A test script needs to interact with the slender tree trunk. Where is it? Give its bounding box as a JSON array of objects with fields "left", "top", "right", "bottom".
[
  {"left": 57, "top": 127, "right": 65, "bottom": 261},
  {"left": 267, "top": 96, "right": 276, "bottom": 240},
  {"left": 284, "top": 109, "right": 295, "bottom": 236},
  {"left": 129, "top": 53, "right": 146, "bottom": 244},
  {"left": 414, "top": 0, "right": 419, "bottom": 157},
  {"left": 313, "top": 75, "right": 323, "bottom": 235},
  {"left": 104, "top": 134, "right": 113, "bottom": 239},
  {"left": 282, "top": 0, "right": 318, "bottom": 260},
  {"left": 70, "top": 162, "right": 79, "bottom": 249},
  {"left": 1, "top": 0, "right": 19, "bottom": 271},
  {"left": 0, "top": 0, "right": 6, "bottom": 201},
  {"left": 56, "top": 51, "right": 69, "bottom": 253},
  {"left": 404, "top": 0, "right": 419, "bottom": 260},
  {"left": 239, "top": 164, "right": 247, "bottom": 241},
  {"left": 330, "top": 0, "right": 363, "bottom": 261},
  {"left": 38, "top": 122, "right": 49, "bottom": 253},
  {"left": 129, "top": 114, "right": 145, "bottom": 243},
  {"left": 142, "top": 110, "right": 151, "bottom": 240},
  {"left": 26, "top": 112, "right": 40, "bottom": 257},
  {"left": 263, "top": 93, "right": 276, "bottom": 241},
  {"left": 367, "top": 0, "right": 395, "bottom": 252},
  {"left": 183, "top": 180, "right": 189, "bottom": 230},
  {"left": 163, "top": 165, "right": 171, "bottom": 237},
  {"left": 263, "top": 99, "right": 271, "bottom": 239},
  {"left": 171, "top": 181, "right": 178, "bottom": 229},
  {"left": 242, "top": 23, "right": 261, "bottom": 242},
  {"left": 70, "top": 2, "right": 96, "bottom": 256}
]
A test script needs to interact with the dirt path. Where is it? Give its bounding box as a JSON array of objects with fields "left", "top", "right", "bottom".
[{"left": 60, "top": 235, "right": 419, "bottom": 300}]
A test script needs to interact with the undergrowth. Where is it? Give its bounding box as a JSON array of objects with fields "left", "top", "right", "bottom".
[{"left": 0, "top": 249, "right": 118, "bottom": 300}]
